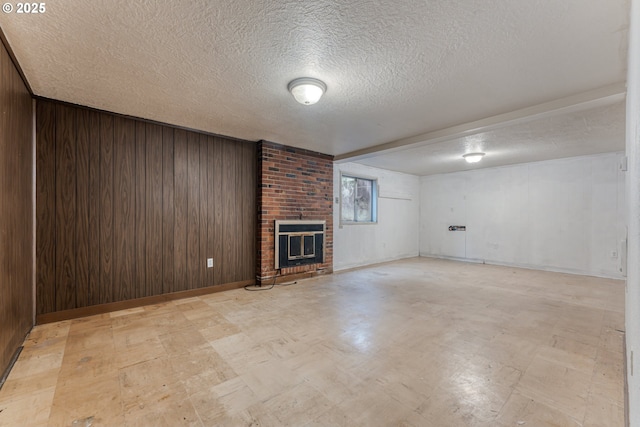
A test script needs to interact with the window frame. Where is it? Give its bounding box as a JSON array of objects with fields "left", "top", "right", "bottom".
[{"left": 339, "top": 173, "right": 378, "bottom": 225}]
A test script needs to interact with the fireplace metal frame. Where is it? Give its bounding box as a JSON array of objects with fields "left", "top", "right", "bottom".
[{"left": 274, "top": 220, "right": 326, "bottom": 269}]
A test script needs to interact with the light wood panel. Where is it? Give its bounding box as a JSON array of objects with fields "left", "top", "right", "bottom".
[
  {"left": 0, "top": 39, "right": 33, "bottom": 377},
  {"left": 0, "top": 259, "right": 626, "bottom": 425},
  {"left": 35, "top": 99, "right": 257, "bottom": 316}
]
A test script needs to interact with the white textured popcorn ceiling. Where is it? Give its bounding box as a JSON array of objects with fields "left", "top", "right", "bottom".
[
  {"left": 353, "top": 100, "right": 627, "bottom": 175},
  {"left": 0, "top": 0, "right": 630, "bottom": 173}
]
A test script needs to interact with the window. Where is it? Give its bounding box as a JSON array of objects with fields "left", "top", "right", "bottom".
[{"left": 340, "top": 175, "right": 377, "bottom": 223}]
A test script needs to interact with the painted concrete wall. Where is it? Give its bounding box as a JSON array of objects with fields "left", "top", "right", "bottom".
[
  {"left": 626, "top": 0, "right": 640, "bottom": 423},
  {"left": 420, "top": 152, "right": 626, "bottom": 279},
  {"left": 333, "top": 162, "right": 419, "bottom": 271}
]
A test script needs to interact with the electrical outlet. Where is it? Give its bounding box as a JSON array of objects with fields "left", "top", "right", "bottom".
[
  {"left": 207, "top": 258, "right": 214, "bottom": 268},
  {"left": 611, "top": 251, "right": 618, "bottom": 258}
]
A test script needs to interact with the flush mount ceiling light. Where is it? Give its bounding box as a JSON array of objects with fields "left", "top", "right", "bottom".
[
  {"left": 288, "top": 77, "right": 327, "bottom": 105},
  {"left": 462, "top": 152, "right": 485, "bottom": 163}
]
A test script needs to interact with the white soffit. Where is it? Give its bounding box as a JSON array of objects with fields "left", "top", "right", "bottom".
[{"left": 0, "top": 0, "right": 630, "bottom": 159}]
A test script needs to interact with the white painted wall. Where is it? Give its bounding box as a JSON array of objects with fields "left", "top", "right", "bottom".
[
  {"left": 333, "top": 163, "right": 420, "bottom": 271},
  {"left": 420, "top": 153, "right": 626, "bottom": 278},
  {"left": 626, "top": 0, "right": 640, "bottom": 423}
]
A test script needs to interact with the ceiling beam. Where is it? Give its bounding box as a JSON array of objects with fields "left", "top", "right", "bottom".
[{"left": 335, "top": 82, "right": 626, "bottom": 163}]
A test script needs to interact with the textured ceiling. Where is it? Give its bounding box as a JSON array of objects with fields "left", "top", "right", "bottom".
[
  {"left": 353, "top": 100, "right": 626, "bottom": 176},
  {"left": 0, "top": 0, "right": 630, "bottom": 171}
]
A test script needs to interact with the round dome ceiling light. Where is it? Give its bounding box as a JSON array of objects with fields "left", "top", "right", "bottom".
[
  {"left": 288, "top": 77, "right": 327, "bottom": 105},
  {"left": 462, "top": 152, "right": 485, "bottom": 163}
]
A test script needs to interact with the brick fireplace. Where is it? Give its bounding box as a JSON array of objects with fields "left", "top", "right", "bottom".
[{"left": 256, "top": 141, "right": 333, "bottom": 285}]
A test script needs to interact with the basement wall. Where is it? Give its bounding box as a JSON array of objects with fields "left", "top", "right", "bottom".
[
  {"left": 35, "top": 99, "right": 256, "bottom": 318},
  {"left": 333, "top": 162, "right": 420, "bottom": 271},
  {"left": 625, "top": 0, "right": 639, "bottom": 423},
  {"left": 419, "top": 152, "right": 626, "bottom": 279},
  {"left": 0, "top": 38, "right": 33, "bottom": 377}
]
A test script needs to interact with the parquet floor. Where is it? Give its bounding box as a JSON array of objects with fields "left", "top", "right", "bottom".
[{"left": 0, "top": 258, "right": 626, "bottom": 426}]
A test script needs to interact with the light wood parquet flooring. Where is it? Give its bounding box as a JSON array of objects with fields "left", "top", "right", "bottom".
[{"left": 0, "top": 258, "right": 625, "bottom": 426}]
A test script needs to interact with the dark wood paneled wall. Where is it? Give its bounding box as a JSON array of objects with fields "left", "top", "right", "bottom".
[
  {"left": 0, "top": 40, "right": 34, "bottom": 375},
  {"left": 36, "top": 99, "right": 256, "bottom": 315}
]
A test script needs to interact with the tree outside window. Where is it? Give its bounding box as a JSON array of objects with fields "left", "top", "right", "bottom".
[{"left": 340, "top": 175, "right": 377, "bottom": 223}]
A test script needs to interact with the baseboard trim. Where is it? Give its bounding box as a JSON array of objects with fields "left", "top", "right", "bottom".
[
  {"left": 334, "top": 256, "right": 421, "bottom": 274},
  {"left": 418, "top": 254, "right": 624, "bottom": 280},
  {"left": 333, "top": 254, "right": 419, "bottom": 273},
  {"left": 36, "top": 280, "right": 254, "bottom": 324},
  {"left": 0, "top": 346, "right": 23, "bottom": 391}
]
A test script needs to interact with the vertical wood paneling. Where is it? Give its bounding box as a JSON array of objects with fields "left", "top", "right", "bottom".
[
  {"left": 135, "top": 121, "right": 146, "bottom": 299},
  {"left": 0, "top": 40, "right": 34, "bottom": 375},
  {"left": 222, "top": 141, "right": 234, "bottom": 284},
  {"left": 233, "top": 143, "right": 243, "bottom": 282},
  {"left": 76, "top": 109, "right": 90, "bottom": 308},
  {"left": 187, "top": 132, "right": 201, "bottom": 290},
  {"left": 36, "top": 101, "right": 56, "bottom": 315},
  {"left": 243, "top": 142, "right": 256, "bottom": 279},
  {"left": 99, "top": 114, "right": 114, "bottom": 304},
  {"left": 212, "top": 137, "right": 224, "bottom": 286},
  {"left": 87, "top": 111, "right": 101, "bottom": 306},
  {"left": 113, "top": 117, "right": 135, "bottom": 301},
  {"left": 199, "top": 134, "right": 210, "bottom": 287},
  {"left": 162, "top": 126, "right": 175, "bottom": 294},
  {"left": 240, "top": 143, "right": 248, "bottom": 280},
  {"left": 205, "top": 136, "right": 215, "bottom": 286},
  {"left": 35, "top": 100, "right": 257, "bottom": 315},
  {"left": 145, "top": 123, "right": 163, "bottom": 297},
  {"left": 55, "top": 104, "right": 77, "bottom": 311},
  {"left": 249, "top": 144, "right": 257, "bottom": 277},
  {"left": 173, "top": 129, "right": 188, "bottom": 292}
]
